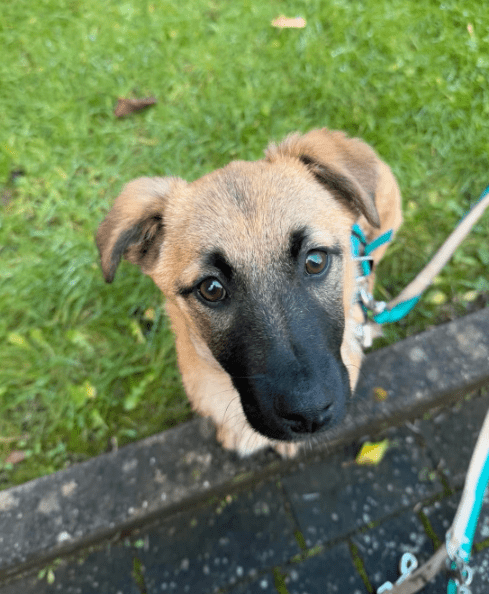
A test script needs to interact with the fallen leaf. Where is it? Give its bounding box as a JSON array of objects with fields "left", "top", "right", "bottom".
[
  {"left": 7, "top": 332, "right": 27, "bottom": 347},
  {"left": 356, "top": 440, "right": 389, "bottom": 465},
  {"left": 5, "top": 450, "right": 26, "bottom": 465},
  {"left": 271, "top": 15, "right": 306, "bottom": 29},
  {"left": 114, "top": 97, "right": 157, "bottom": 117},
  {"left": 463, "top": 290, "right": 479, "bottom": 302},
  {"left": 428, "top": 290, "right": 447, "bottom": 305},
  {"left": 373, "top": 387, "right": 388, "bottom": 402}
]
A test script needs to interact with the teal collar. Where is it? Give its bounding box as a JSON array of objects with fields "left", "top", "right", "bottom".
[
  {"left": 351, "top": 224, "right": 419, "bottom": 325},
  {"left": 350, "top": 223, "right": 393, "bottom": 276}
]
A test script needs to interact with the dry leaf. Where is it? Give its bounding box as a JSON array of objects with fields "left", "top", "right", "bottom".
[
  {"left": 271, "top": 15, "right": 306, "bottom": 29},
  {"left": 373, "top": 386, "right": 388, "bottom": 402},
  {"left": 5, "top": 450, "right": 26, "bottom": 465},
  {"left": 356, "top": 440, "right": 389, "bottom": 466},
  {"left": 114, "top": 97, "right": 157, "bottom": 117}
]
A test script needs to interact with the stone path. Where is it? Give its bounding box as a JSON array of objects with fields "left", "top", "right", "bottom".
[{"left": 1, "top": 392, "right": 489, "bottom": 594}]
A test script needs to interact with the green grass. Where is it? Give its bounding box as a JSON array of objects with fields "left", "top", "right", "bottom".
[{"left": 1, "top": 0, "right": 488, "bottom": 489}]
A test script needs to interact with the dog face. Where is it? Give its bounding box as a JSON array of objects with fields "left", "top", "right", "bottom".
[
  {"left": 168, "top": 161, "right": 354, "bottom": 442},
  {"left": 96, "top": 129, "right": 401, "bottom": 455}
]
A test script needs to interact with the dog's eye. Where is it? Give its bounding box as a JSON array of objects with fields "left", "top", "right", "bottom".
[
  {"left": 305, "top": 250, "right": 329, "bottom": 275},
  {"left": 198, "top": 278, "right": 227, "bottom": 303}
]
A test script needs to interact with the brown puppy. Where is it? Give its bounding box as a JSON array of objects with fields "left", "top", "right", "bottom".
[{"left": 96, "top": 129, "right": 402, "bottom": 457}]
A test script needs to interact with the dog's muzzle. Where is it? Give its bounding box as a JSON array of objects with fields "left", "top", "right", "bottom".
[{"left": 233, "top": 359, "right": 349, "bottom": 442}]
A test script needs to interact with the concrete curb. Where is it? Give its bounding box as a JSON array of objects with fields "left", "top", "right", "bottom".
[{"left": 1, "top": 308, "right": 488, "bottom": 580}]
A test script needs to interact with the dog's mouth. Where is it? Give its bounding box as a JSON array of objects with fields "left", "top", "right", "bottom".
[{"left": 232, "top": 372, "right": 349, "bottom": 442}]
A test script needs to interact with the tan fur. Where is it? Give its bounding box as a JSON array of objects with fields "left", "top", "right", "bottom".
[{"left": 96, "top": 128, "right": 402, "bottom": 457}]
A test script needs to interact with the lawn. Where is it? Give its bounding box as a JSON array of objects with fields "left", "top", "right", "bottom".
[{"left": 1, "top": 0, "right": 488, "bottom": 489}]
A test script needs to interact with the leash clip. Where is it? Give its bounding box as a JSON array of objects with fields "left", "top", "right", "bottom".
[
  {"left": 354, "top": 275, "right": 387, "bottom": 347},
  {"left": 446, "top": 532, "right": 473, "bottom": 593},
  {"left": 377, "top": 552, "right": 418, "bottom": 593},
  {"left": 354, "top": 273, "right": 387, "bottom": 315}
]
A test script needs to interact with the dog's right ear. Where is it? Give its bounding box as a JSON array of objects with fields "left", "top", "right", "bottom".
[
  {"left": 96, "top": 176, "right": 184, "bottom": 283},
  {"left": 266, "top": 129, "right": 382, "bottom": 229}
]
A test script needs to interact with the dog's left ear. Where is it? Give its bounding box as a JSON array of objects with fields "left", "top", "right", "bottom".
[
  {"left": 266, "top": 128, "right": 381, "bottom": 228},
  {"left": 96, "top": 176, "right": 185, "bottom": 283}
]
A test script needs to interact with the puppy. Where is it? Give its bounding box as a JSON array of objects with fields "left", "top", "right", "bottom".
[{"left": 96, "top": 128, "right": 402, "bottom": 457}]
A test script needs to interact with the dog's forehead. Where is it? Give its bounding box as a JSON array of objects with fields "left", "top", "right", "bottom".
[{"left": 179, "top": 160, "right": 352, "bottom": 256}]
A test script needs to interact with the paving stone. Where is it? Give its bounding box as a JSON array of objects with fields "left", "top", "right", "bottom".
[
  {"left": 0, "top": 416, "right": 291, "bottom": 578},
  {"left": 137, "top": 482, "right": 300, "bottom": 594},
  {"left": 421, "top": 494, "right": 459, "bottom": 546},
  {"left": 224, "top": 573, "right": 276, "bottom": 593},
  {"left": 421, "top": 491, "right": 489, "bottom": 594},
  {"left": 282, "top": 429, "right": 441, "bottom": 547},
  {"left": 422, "top": 479, "right": 489, "bottom": 546},
  {"left": 0, "top": 417, "right": 225, "bottom": 575},
  {"left": 416, "top": 393, "right": 489, "bottom": 487},
  {"left": 347, "top": 307, "right": 489, "bottom": 442},
  {"left": 281, "top": 542, "right": 366, "bottom": 594},
  {"left": 0, "top": 545, "right": 139, "bottom": 594},
  {"left": 351, "top": 509, "right": 445, "bottom": 593}
]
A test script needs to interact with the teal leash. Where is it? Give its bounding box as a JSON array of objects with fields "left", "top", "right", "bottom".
[
  {"left": 376, "top": 409, "right": 489, "bottom": 594},
  {"left": 352, "top": 185, "right": 489, "bottom": 594},
  {"left": 445, "top": 408, "right": 489, "bottom": 594},
  {"left": 351, "top": 224, "right": 421, "bottom": 327},
  {"left": 352, "top": 184, "right": 489, "bottom": 340}
]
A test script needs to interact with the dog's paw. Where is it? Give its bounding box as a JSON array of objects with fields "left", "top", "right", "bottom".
[
  {"left": 216, "top": 423, "right": 303, "bottom": 458},
  {"left": 216, "top": 423, "right": 271, "bottom": 457}
]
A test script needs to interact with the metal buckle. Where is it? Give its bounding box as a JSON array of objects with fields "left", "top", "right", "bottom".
[
  {"left": 377, "top": 552, "right": 418, "bottom": 593},
  {"left": 446, "top": 532, "right": 473, "bottom": 593},
  {"left": 353, "top": 270, "right": 387, "bottom": 347},
  {"left": 356, "top": 275, "right": 387, "bottom": 315}
]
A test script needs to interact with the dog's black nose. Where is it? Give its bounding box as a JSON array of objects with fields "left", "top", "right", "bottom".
[{"left": 276, "top": 401, "right": 333, "bottom": 435}]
